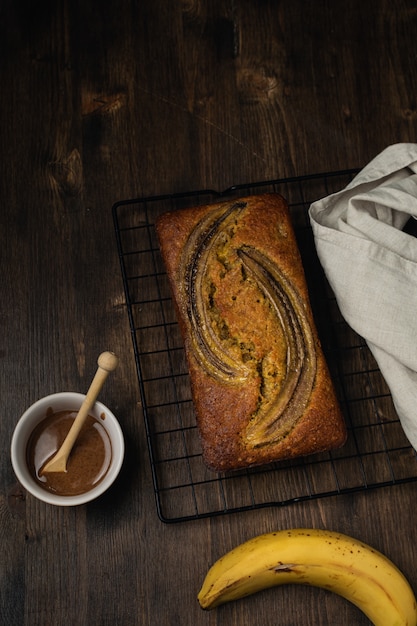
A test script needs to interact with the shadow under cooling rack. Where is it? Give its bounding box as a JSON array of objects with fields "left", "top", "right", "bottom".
[{"left": 113, "top": 170, "right": 417, "bottom": 523}]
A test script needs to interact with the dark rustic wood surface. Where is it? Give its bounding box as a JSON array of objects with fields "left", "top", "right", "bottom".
[{"left": 2, "top": 1, "right": 417, "bottom": 624}]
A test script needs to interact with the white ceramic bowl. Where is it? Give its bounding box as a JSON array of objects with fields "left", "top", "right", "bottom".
[{"left": 10, "top": 392, "right": 124, "bottom": 506}]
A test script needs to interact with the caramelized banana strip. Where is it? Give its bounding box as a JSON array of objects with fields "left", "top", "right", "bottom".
[
  {"left": 181, "top": 201, "right": 249, "bottom": 382},
  {"left": 181, "top": 202, "right": 317, "bottom": 447},
  {"left": 238, "top": 246, "right": 317, "bottom": 446}
]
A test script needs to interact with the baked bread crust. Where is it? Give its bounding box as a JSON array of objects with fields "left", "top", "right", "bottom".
[{"left": 155, "top": 194, "right": 346, "bottom": 471}]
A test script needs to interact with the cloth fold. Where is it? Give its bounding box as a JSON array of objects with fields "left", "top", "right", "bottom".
[{"left": 309, "top": 143, "right": 417, "bottom": 450}]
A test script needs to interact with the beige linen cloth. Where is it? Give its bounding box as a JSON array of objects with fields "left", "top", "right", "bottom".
[{"left": 309, "top": 143, "right": 417, "bottom": 450}]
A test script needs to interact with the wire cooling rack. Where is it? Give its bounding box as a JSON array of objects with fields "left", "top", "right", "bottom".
[{"left": 113, "top": 170, "right": 417, "bottom": 523}]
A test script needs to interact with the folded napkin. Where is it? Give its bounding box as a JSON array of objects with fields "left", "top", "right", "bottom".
[{"left": 309, "top": 143, "right": 417, "bottom": 450}]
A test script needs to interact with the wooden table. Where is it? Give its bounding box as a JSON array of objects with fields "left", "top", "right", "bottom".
[{"left": 2, "top": 1, "right": 417, "bottom": 624}]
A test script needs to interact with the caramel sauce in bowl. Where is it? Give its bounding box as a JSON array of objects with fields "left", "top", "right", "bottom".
[
  {"left": 27, "top": 410, "right": 113, "bottom": 496},
  {"left": 11, "top": 392, "right": 124, "bottom": 506}
]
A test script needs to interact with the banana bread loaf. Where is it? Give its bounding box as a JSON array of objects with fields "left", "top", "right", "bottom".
[{"left": 155, "top": 193, "right": 346, "bottom": 471}]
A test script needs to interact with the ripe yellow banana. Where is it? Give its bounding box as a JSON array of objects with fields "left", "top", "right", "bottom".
[{"left": 197, "top": 528, "right": 417, "bottom": 626}]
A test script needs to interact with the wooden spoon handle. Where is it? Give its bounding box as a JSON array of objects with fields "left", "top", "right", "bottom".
[
  {"left": 63, "top": 351, "right": 119, "bottom": 453},
  {"left": 41, "top": 351, "right": 119, "bottom": 473}
]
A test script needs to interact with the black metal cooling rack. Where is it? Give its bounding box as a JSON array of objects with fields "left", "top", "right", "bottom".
[{"left": 112, "top": 170, "right": 417, "bottom": 523}]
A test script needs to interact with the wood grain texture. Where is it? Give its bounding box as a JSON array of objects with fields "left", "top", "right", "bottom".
[{"left": 1, "top": 0, "right": 417, "bottom": 624}]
